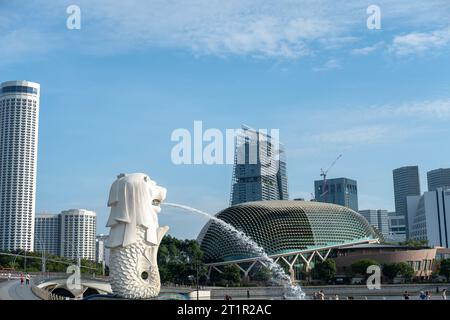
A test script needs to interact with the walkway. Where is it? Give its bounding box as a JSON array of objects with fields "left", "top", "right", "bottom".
[{"left": 0, "top": 279, "right": 40, "bottom": 300}]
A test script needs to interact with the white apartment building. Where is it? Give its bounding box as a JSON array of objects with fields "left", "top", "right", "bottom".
[
  {"left": 34, "top": 213, "right": 61, "bottom": 255},
  {"left": 60, "top": 209, "right": 97, "bottom": 261}
]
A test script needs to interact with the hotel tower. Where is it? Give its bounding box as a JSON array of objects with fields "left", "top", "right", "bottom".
[{"left": 0, "top": 80, "right": 40, "bottom": 252}]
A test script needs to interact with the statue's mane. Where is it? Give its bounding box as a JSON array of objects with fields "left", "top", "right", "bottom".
[{"left": 106, "top": 173, "right": 163, "bottom": 248}]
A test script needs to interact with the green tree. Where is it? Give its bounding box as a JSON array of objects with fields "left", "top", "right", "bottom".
[
  {"left": 0, "top": 250, "right": 104, "bottom": 275},
  {"left": 382, "top": 263, "right": 401, "bottom": 282},
  {"left": 315, "top": 259, "right": 336, "bottom": 283},
  {"left": 253, "top": 266, "right": 272, "bottom": 283},
  {"left": 398, "top": 262, "right": 415, "bottom": 281},
  {"left": 157, "top": 236, "right": 207, "bottom": 285},
  {"left": 399, "top": 239, "right": 428, "bottom": 247},
  {"left": 439, "top": 259, "right": 450, "bottom": 282},
  {"left": 350, "top": 259, "right": 379, "bottom": 277},
  {"left": 223, "top": 265, "right": 241, "bottom": 286}
]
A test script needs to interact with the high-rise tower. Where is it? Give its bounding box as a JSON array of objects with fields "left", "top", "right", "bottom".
[
  {"left": 427, "top": 168, "right": 450, "bottom": 192},
  {"left": 230, "top": 125, "right": 289, "bottom": 205},
  {"left": 314, "top": 177, "right": 359, "bottom": 212},
  {"left": 0, "top": 81, "right": 40, "bottom": 252},
  {"left": 393, "top": 165, "right": 421, "bottom": 238}
]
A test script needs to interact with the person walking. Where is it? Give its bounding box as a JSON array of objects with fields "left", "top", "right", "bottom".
[
  {"left": 419, "top": 291, "right": 426, "bottom": 300},
  {"left": 25, "top": 274, "right": 30, "bottom": 285},
  {"left": 319, "top": 290, "right": 325, "bottom": 300},
  {"left": 403, "top": 291, "right": 410, "bottom": 300},
  {"left": 442, "top": 289, "right": 447, "bottom": 300},
  {"left": 20, "top": 274, "right": 24, "bottom": 285}
]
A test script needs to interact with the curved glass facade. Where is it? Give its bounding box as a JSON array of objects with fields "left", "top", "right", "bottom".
[{"left": 198, "top": 200, "right": 378, "bottom": 263}]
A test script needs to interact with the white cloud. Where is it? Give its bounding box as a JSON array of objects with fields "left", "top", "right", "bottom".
[
  {"left": 289, "top": 97, "right": 450, "bottom": 153},
  {"left": 2, "top": 1, "right": 450, "bottom": 60},
  {"left": 319, "top": 36, "right": 359, "bottom": 49},
  {"left": 66, "top": 0, "right": 450, "bottom": 59},
  {"left": 198, "top": 17, "right": 322, "bottom": 58},
  {"left": 351, "top": 42, "right": 384, "bottom": 55},
  {"left": 312, "top": 58, "right": 341, "bottom": 72},
  {"left": 85, "top": 1, "right": 342, "bottom": 59},
  {"left": 390, "top": 27, "right": 450, "bottom": 55},
  {"left": 310, "top": 125, "right": 395, "bottom": 144},
  {"left": 368, "top": 98, "right": 450, "bottom": 120},
  {"left": 0, "top": 28, "right": 54, "bottom": 65}
]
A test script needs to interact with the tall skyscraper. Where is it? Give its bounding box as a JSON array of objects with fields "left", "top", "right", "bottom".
[
  {"left": 427, "top": 168, "right": 450, "bottom": 192},
  {"left": 407, "top": 188, "right": 450, "bottom": 248},
  {"left": 34, "top": 213, "right": 61, "bottom": 256},
  {"left": 359, "top": 209, "right": 389, "bottom": 240},
  {"left": 230, "top": 125, "right": 288, "bottom": 205},
  {"left": 60, "top": 209, "right": 97, "bottom": 261},
  {"left": 393, "top": 166, "right": 421, "bottom": 237},
  {"left": 314, "top": 177, "right": 358, "bottom": 212},
  {"left": 0, "top": 80, "right": 40, "bottom": 252}
]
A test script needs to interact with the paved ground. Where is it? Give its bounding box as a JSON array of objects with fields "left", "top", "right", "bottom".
[{"left": 0, "top": 279, "right": 40, "bottom": 300}]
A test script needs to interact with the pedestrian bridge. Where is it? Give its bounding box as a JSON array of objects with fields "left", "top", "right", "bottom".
[{"left": 32, "top": 276, "right": 112, "bottom": 299}]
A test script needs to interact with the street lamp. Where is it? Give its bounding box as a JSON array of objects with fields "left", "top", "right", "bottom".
[
  {"left": 196, "top": 261, "right": 200, "bottom": 301},
  {"left": 187, "top": 271, "right": 199, "bottom": 301},
  {"left": 34, "top": 237, "right": 46, "bottom": 273}
]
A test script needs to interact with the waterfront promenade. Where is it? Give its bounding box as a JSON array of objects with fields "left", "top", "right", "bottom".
[
  {"left": 0, "top": 279, "right": 39, "bottom": 300},
  {"left": 207, "top": 283, "right": 450, "bottom": 300},
  {"left": 1, "top": 275, "right": 449, "bottom": 300}
]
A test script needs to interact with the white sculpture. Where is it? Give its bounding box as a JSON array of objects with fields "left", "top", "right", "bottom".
[{"left": 106, "top": 173, "right": 168, "bottom": 299}]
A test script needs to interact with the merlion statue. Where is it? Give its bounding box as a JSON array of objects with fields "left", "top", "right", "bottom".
[{"left": 106, "top": 173, "right": 168, "bottom": 299}]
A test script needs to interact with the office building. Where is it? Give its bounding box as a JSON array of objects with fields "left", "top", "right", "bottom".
[
  {"left": 314, "top": 177, "right": 358, "bottom": 212},
  {"left": 0, "top": 80, "right": 40, "bottom": 252},
  {"left": 427, "top": 168, "right": 450, "bottom": 191},
  {"left": 387, "top": 212, "right": 407, "bottom": 243},
  {"left": 359, "top": 209, "right": 390, "bottom": 240},
  {"left": 407, "top": 188, "right": 450, "bottom": 248},
  {"left": 60, "top": 209, "right": 96, "bottom": 261},
  {"left": 230, "top": 125, "right": 288, "bottom": 205},
  {"left": 34, "top": 213, "right": 61, "bottom": 256},
  {"left": 393, "top": 166, "right": 421, "bottom": 237}
]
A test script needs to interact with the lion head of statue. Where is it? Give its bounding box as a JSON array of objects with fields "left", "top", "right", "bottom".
[{"left": 106, "top": 173, "right": 167, "bottom": 248}]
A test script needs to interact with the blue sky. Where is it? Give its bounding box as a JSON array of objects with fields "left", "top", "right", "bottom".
[{"left": 1, "top": 0, "right": 450, "bottom": 239}]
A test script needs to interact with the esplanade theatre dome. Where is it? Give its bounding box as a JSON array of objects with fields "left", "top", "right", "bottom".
[{"left": 198, "top": 200, "right": 379, "bottom": 263}]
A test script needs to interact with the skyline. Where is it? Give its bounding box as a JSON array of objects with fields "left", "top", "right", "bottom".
[{"left": 1, "top": 1, "right": 450, "bottom": 239}]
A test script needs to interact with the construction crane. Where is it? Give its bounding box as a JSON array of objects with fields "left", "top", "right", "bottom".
[{"left": 319, "top": 154, "right": 342, "bottom": 199}]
